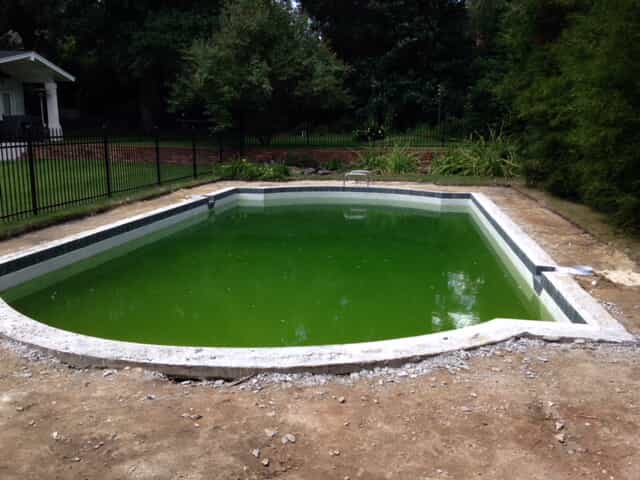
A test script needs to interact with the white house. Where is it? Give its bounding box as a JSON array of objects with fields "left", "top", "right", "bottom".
[{"left": 0, "top": 50, "right": 75, "bottom": 136}]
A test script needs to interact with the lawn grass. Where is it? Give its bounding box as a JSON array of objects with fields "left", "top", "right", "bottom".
[
  {"left": 0, "top": 173, "right": 220, "bottom": 240},
  {"left": 0, "top": 158, "right": 203, "bottom": 221}
]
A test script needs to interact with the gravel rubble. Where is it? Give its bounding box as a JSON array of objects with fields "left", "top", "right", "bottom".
[{"left": 3, "top": 337, "right": 638, "bottom": 390}]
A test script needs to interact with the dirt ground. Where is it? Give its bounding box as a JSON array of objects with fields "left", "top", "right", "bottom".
[{"left": 0, "top": 180, "right": 639, "bottom": 479}]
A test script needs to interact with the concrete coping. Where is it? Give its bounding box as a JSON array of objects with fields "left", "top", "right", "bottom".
[{"left": 0, "top": 185, "right": 633, "bottom": 378}]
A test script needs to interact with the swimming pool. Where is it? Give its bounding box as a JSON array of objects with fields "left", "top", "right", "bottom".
[{"left": 0, "top": 186, "right": 631, "bottom": 377}]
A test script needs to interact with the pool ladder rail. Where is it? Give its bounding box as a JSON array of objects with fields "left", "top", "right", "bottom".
[{"left": 343, "top": 169, "right": 372, "bottom": 187}]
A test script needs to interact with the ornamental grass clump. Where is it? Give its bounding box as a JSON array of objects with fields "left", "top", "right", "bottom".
[
  {"left": 215, "top": 159, "right": 289, "bottom": 181},
  {"left": 357, "top": 143, "right": 419, "bottom": 174},
  {"left": 430, "top": 129, "right": 520, "bottom": 178}
]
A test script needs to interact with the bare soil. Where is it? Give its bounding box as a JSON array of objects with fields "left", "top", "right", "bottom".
[{"left": 1, "top": 181, "right": 639, "bottom": 479}]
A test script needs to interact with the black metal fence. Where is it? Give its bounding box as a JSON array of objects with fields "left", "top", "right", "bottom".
[
  {"left": 240, "top": 123, "right": 455, "bottom": 148},
  {"left": 0, "top": 127, "right": 219, "bottom": 221},
  {"left": 0, "top": 121, "right": 460, "bottom": 222}
]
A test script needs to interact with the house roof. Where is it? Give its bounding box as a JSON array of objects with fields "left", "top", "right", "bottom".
[{"left": 0, "top": 50, "right": 75, "bottom": 82}]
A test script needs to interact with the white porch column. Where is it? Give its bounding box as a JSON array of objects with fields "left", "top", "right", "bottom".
[{"left": 44, "top": 81, "right": 62, "bottom": 135}]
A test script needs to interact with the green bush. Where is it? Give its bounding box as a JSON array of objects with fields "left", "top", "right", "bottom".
[
  {"left": 357, "top": 149, "right": 386, "bottom": 172},
  {"left": 356, "top": 143, "right": 419, "bottom": 174},
  {"left": 430, "top": 129, "right": 520, "bottom": 178},
  {"left": 574, "top": 163, "right": 640, "bottom": 229},
  {"left": 326, "top": 158, "right": 344, "bottom": 171},
  {"left": 214, "top": 159, "right": 289, "bottom": 181},
  {"left": 491, "top": 0, "right": 640, "bottom": 230}
]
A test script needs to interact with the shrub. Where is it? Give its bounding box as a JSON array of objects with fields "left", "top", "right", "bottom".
[
  {"left": 492, "top": 0, "right": 640, "bottom": 229},
  {"left": 357, "top": 149, "right": 386, "bottom": 172},
  {"left": 576, "top": 164, "right": 640, "bottom": 230},
  {"left": 381, "top": 144, "right": 420, "bottom": 174},
  {"left": 357, "top": 143, "right": 419, "bottom": 174},
  {"left": 430, "top": 129, "right": 520, "bottom": 178},
  {"left": 613, "top": 194, "right": 640, "bottom": 230},
  {"left": 326, "top": 158, "right": 344, "bottom": 171},
  {"left": 214, "top": 159, "right": 289, "bottom": 181}
]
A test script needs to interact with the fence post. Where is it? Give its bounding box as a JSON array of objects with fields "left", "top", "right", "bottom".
[
  {"left": 217, "top": 132, "right": 223, "bottom": 164},
  {"left": 154, "top": 126, "right": 161, "bottom": 185},
  {"left": 191, "top": 126, "right": 197, "bottom": 178},
  {"left": 441, "top": 114, "right": 447, "bottom": 147},
  {"left": 103, "top": 126, "right": 112, "bottom": 197},
  {"left": 25, "top": 125, "right": 39, "bottom": 215}
]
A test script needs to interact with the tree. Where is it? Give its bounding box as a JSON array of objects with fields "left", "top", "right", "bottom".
[
  {"left": 171, "top": 0, "right": 349, "bottom": 140},
  {"left": 1, "top": 0, "right": 222, "bottom": 130},
  {"left": 0, "top": 0, "right": 65, "bottom": 52},
  {"left": 53, "top": 0, "right": 222, "bottom": 130},
  {"left": 300, "top": 0, "right": 473, "bottom": 129},
  {"left": 494, "top": 0, "right": 640, "bottom": 228},
  {"left": 464, "top": 0, "right": 510, "bottom": 132},
  {"left": 555, "top": 0, "right": 640, "bottom": 227}
]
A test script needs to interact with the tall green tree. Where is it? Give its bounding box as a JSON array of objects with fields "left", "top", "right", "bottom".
[
  {"left": 495, "top": 0, "right": 640, "bottom": 228},
  {"left": 0, "top": 0, "right": 65, "bottom": 52},
  {"left": 171, "top": 0, "right": 349, "bottom": 139},
  {"left": 464, "top": 0, "right": 510, "bottom": 131},
  {"left": 55, "top": 0, "right": 222, "bottom": 129},
  {"left": 1, "top": 0, "right": 222, "bottom": 129},
  {"left": 300, "top": 0, "right": 472, "bottom": 129}
]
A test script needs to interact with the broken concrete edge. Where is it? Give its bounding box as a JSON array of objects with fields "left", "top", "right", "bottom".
[
  {"left": 0, "top": 184, "right": 633, "bottom": 379},
  {"left": 0, "top": 300, "right": 633, "bottom": 379}
]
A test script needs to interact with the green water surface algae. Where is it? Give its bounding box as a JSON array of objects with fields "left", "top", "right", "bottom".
[{"left": 5, "top": 203, "right": 547, "bottom": 347}]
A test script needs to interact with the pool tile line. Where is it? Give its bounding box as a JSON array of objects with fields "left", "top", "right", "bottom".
[{"left": 538, "top": 273, "right": 586, "bottom": 324}]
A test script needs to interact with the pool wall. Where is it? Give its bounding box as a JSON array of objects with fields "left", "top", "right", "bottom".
[
  {"left": 0, "top": 185, "right": 632, "bottom": 378},
  {"left": 0, "top": 197, "right": 209, "bottom": 291}
]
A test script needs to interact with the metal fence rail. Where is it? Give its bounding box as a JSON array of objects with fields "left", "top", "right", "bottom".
[
  {"left": 243, "top": 124, "right": 450, "bottom": 148},
  {"left": 0, "top": 127, "right": 217, "bottom": 221}
]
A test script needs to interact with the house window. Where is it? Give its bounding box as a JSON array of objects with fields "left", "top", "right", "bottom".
[{"left": 1, "top": 92, "right": 13, "bottom": 118}]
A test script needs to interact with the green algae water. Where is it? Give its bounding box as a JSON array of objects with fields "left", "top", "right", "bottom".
[{"left": 3, "top": 203, "right": 548, "bottom": 347}]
